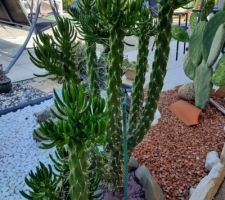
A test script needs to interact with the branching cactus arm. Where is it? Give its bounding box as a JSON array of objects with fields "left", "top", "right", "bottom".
[
  {"left": 128, "top": 0, "right": 191, "bottom": 150},
  {"left": 128, "top": 8, "right": 155, "bottom": 137}
]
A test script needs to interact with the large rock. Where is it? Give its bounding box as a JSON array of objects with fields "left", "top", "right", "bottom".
[
  {"left": 190, "top": 162, "right": 225, "bottom": 200},
  {"left": 34, "top": 105, "right": 57, "bottom": 123},
  {"left": 178, "top": 83, "right": 195, "bottom": 101},
  {"left": 205, "top": 151, "right": 220, "bottom": 171},
  {"left": 135, "top": 166, "right": 164, "bottom": 200},
  {"left": 128, "top": 156, "right": 139, "bottom": 171}
]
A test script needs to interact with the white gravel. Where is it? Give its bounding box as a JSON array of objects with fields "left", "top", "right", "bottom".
[{"left": 0, "top": 99, "right": 54, "bottom": 200}]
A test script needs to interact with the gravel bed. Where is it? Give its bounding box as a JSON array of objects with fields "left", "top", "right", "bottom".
[
  {"left": 0, "top": 80, "right": 48, "bottom": 111},
  {"left": 0, "top": 99, "right": 54, "bottom": 200},
  {"left": 133, "top": 89, "right": 225, "bottom": 200}
]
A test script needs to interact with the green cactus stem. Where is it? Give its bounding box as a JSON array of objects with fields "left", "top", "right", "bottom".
[
  {"left": 128, "top": 0, "right": 178, "bottom": 150},
  {"left": 106, "top": 27, "right": 124, "bottom": 187},
  {"left": 86, "top": 41, "right": 100, "bottom": 96},
  {"left": 128, "top": 15, "right": 151, "bottom": 137},
  {"left": 68, "top": 143, "right": 89, "bottom": 200}
]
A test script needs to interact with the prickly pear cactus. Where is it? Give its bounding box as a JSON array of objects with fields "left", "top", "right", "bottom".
[
  {"left": 194, "top": 60, "right": 213, "bottom": 110},
  {"left": 206, "top": 24, "right": 225, "bottom": 66},
  {"left": 212, "top": 54, "right": 225, "bottom": 86},
  {"left": 184, "top": 52, "right": 196, "bottom": 80},
  {"left": 203, "top": 11, "right": 225, "bottom": 61},
  {"left": 189, "top": 21, "right": 206, "bottom": 66}
]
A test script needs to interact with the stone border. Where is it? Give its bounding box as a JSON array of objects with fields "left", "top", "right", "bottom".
[
  {"left": 0, "top": 94, "right": 53, "bottom": 117},
  {"left": 190, "top": 144, "right": 225, "bottom": 200}
]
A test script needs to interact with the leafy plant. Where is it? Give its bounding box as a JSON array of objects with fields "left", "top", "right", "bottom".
[{"left": 20, "top": 162, "right": 61, "bottom": 200}]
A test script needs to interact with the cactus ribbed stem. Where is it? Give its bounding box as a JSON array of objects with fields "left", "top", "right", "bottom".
[
  {"left": 128, "top": 1, "right": 174, "bottom": 150},
  {"left": 106, "top": 28, "right": 124, "bottom": 187},
  {"left": 86, "top": 41, "right": 100, "bottom": 96},
  {"left": 68, "top": 143, "right": 89, "bottom": 200},
  {"left": 128, "top": 28, "right": 150, "bottom": 137}
]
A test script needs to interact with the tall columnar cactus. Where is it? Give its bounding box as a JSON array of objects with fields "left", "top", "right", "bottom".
[
  {"left": 128, "top": 8, "right": 155, "bottom": 137},
  {"left": 96, "top": 0, "right": 142, "bottom": 187},
  {"left": 128, "top": 0, "right": 191, "bottom": 149}
]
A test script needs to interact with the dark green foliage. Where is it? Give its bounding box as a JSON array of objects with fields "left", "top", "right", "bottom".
[
  {"left": 200, "top": 0, "right": 215, "bottom": 21},
  {"left": 128, "top": 7, "right": 154, "bottom": 139},
  {"left": 171, "top": 25, "right": 190, "bottom": 42},
  {"left": 129, "top": 0, "right": 179, "bottom": 149},
  {"left": 20, "top": 162, "right": 61, "bottom": 200},
  {"left": 30, "top": 17, "right": 85, "bottom": 82}
]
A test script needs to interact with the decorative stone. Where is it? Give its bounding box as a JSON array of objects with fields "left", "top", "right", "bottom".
[
  {"left": 205, "top": 151, "right": 220, "bottom": 171},
  {"left": 34, "top": 108, "right": 53, "bottom": 123},
  {"left": 135, "top": 166, "right": 164, "bottom": 200},
  {"left": 190, "top": 162, "right": 225, "bottom": 200},
  {"left": 178, "top": 83, "right": 195, "bottom": 101},
  {"left": 128, "top": 156, "right": 139, "bottom": 171},
  {"left": 34, "top": 105, "right": 57, "bottom": 123}
]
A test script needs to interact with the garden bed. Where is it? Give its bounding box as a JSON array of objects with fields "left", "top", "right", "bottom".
[
  {"left": 133, "top": 88, "right": 225, "bottom": 200},
  {"left": 0, "top": 79, "right": 50, "bottom": 116}
]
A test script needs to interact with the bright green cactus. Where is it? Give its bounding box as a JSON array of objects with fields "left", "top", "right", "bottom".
[
  {"left": 34, "top": 81, "right": 108, "bottom": 199},
  {"left": 20, "top": 162, "right": 61, "bottom": 199}
]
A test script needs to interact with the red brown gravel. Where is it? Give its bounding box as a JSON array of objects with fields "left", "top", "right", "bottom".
[{"left": 133, "top": 89, "right": 225, "bottom": 200}]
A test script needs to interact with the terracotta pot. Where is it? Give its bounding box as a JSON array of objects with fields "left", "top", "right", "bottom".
[{"left": 169, "top": 100, "right": 202, "bottom": 126}]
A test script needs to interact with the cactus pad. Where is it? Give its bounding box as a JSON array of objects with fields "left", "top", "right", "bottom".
[
  {"left": 189, "top": 21, "right": 206, "bottom": 66},
  {"left": 206, "top": 24, "right": 225, "bottom": 66},
  {"left": 194, "top": 60, "right": 213, "bottom": 110},
  {"left": 203, "top": 11, "right": 225, "bottom": 61},
  {"left": 212, "top": 54, "right": 225, "bottom": 86},
  {"left": 184, "top": 52, "right": 196, "bottom": 80}
]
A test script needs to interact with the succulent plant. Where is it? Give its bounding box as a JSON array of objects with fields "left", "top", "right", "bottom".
[
  {"left": 20, "top": 162, "right": 61, "bottom": 200},
  {"left": 25, "top": 0, "right": 194, "bottom": 197},
  {"left": 174, "top": 7, "right": 225, "bottom": 110}
]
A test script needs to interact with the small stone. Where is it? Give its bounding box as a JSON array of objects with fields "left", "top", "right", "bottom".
[
  {"left": 178, "top": 83, "right": 195, "bottom": 101},
  {"left": 128, "top": 156, "right": 139, "bottom": 171},
  {"left": 205, "top": 151, "right": 220, "bottom": 171},
  {"left": 135, "top": 165, "right": 164, "bottom": 200}
]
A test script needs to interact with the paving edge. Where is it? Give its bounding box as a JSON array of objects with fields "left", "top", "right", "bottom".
[
  {"left": 0, "top": 94, "right": 53, "bottom": 117},
  {"left": 190, "top": 143, "right": 225, "bottom": 200}
]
